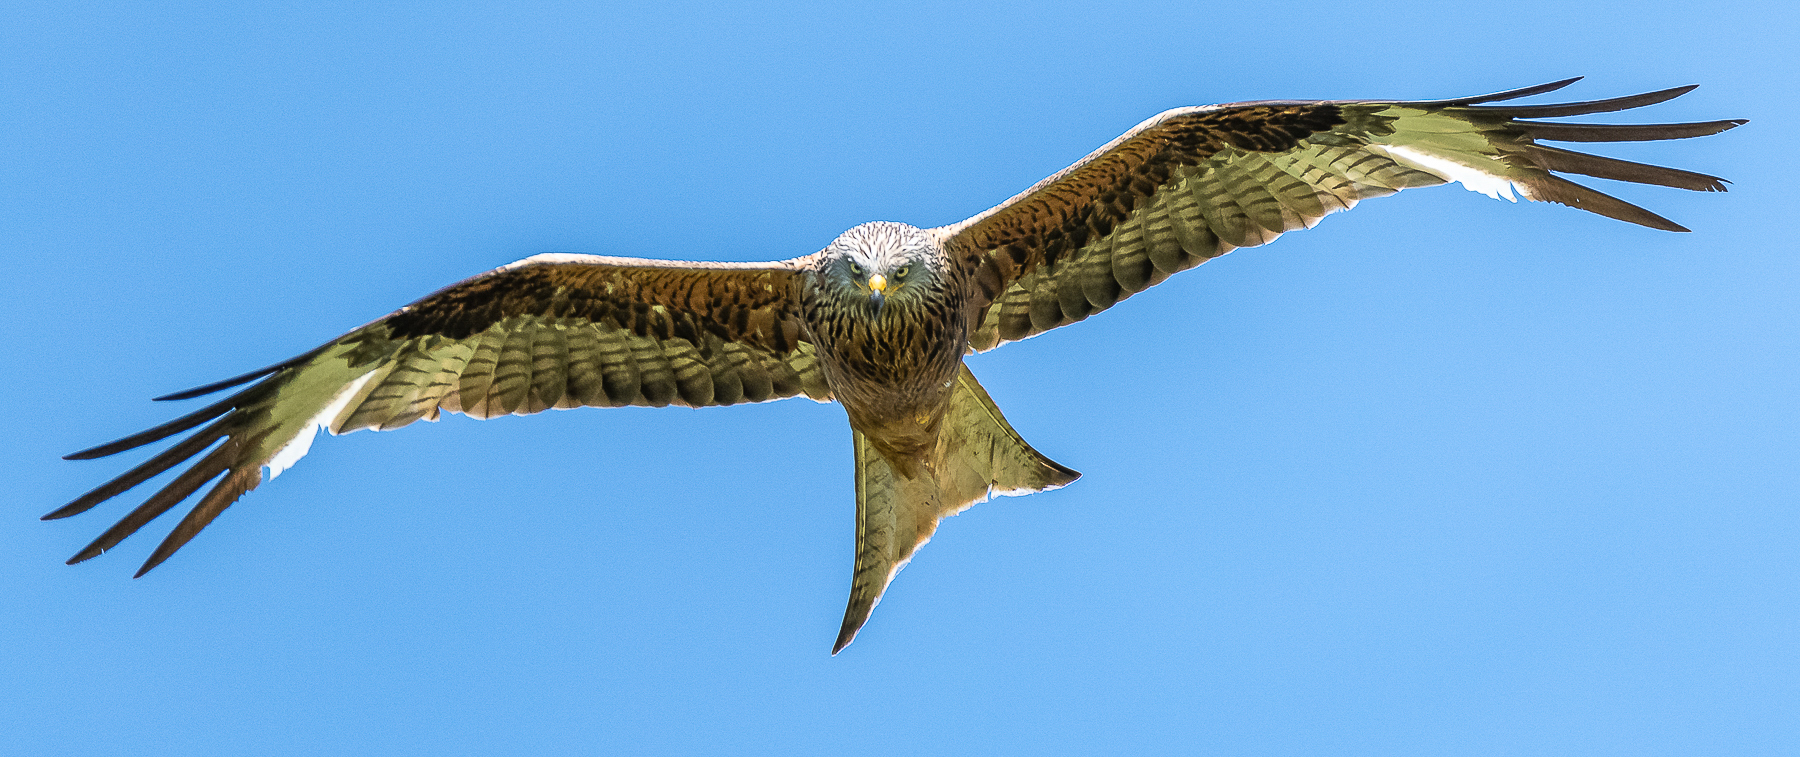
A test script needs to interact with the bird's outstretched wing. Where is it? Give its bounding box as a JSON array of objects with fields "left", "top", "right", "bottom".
[
  {"left": 940, "top": 79, "right": 1744, "bottom": 351},
  {"left": 49, "top": 254, "right": 829, "bottom": 576}
]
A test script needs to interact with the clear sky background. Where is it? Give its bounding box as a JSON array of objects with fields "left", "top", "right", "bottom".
[{"left": 5, "top": 2, "right": 1795, "bottom": 754}]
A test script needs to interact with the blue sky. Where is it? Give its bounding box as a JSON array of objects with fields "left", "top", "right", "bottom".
[{"left": 6, "top": 1, "right": 1795, "bottom": 754}]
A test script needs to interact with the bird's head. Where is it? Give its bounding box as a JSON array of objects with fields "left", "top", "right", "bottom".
[{"left": 818, "top": 221, "right": 943, "bottom": 318}]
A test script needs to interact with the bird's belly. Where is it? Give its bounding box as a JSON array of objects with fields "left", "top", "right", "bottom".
[
  {"left": 820, "top": 345, "right": 961, "bottom": 460},
  {"left": 840, "top": 388, "right": 950, "bottom": 457}
]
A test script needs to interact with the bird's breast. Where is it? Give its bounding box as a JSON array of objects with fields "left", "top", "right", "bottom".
[{"left": 805, "top": 296, "right": 967, "bottom": 449}]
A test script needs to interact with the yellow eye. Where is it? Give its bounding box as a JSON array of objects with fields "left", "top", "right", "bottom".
[
  {"left": 894, "top": 266, "right": 910, "bottom": 280},
  {"left": 849, "top": 262, "right": 864, "bottom": 276}
]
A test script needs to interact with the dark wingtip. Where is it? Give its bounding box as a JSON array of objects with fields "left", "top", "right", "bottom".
[
  {"left": 63, "top": 389, "right": 247, "bottom": 460},
  {"left": 1515, "top": 119, "right": 1748, "bottom": 143},
  {"left": 66, "top": 436, "right": 156, "bottom": 461},
  {"left": 1639, "top": 214, "right": 1690, "bottom": 233},
  {"left": 1446, "top": 77, "right": 1584, "bottom": 105},
  {"left": 1495, "top": 77, "right": 1585, "bottom": 100},
  {"left": 1628, "top": 83, "right": 1700, "bottom": 104},
  {"left": 43, "top": 502, "right": 87, "bottom": 521},
  {"left": 1476, "top": 84, "right": 1709, "bottom": 119},
  {"left": 1528, "top": 76, "right": 1585, "bottom": 95},
  {"left": 153, "top": 363, "right": 286, "bottom": 401},
  {"left": 134, "top": 539, "right": 183, "bottom": 577}
]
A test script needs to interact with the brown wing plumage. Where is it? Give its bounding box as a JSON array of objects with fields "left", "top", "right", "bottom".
[
  {"left": 942, "top": 79, "right": 1745, "bottom": 352},
  {"left": 49, "top": 254, "right": 828, "bottom": 577}
]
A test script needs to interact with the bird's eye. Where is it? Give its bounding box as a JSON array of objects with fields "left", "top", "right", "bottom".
[
  {"left": 849, "top": 263, "right": 863, "bottom": 276},
  {"left": 894, "top": 266, "right": 910, "bottom": 281}
]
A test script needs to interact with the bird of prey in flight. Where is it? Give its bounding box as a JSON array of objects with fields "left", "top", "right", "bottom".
[{"left": 51, "top": 79, "right": 1742, "bottom": 653}]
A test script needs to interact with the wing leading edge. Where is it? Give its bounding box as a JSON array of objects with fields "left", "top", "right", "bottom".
[
  {"left": 51, "top": 254, "right": 827, "bottom": 576},
  {"left": 944, "top": 79, "right": 1744, "bottom": 352}
]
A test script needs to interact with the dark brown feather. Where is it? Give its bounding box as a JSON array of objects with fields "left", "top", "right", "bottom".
[
  {"left": 945, "top": 82, "right": 1742, "bottom": 352},
  {"left": 45, "top": 416, "right": 233, "bottom": 520},
  {"left": 1411, "top": 77, "right": 1584, "bottom": 106},
  {"left": 1521, "top": 144, "right": 1730, "bottom": 192},
  {"left": 134, "top": 466, "right": 261, "bottom": 578},
  {"left": 65, "top": 442, "right": 235, "bottom": 564},
  {"left": 1471, "top": 85, "right": 1697, "bottom": 118},
  {"left": 151, "top": 356, "right": 310, "bottom": 401},
  {"left": 1521, "top": 175, "right": 1690, "bottom": 232},
  {"left": 1513, "top": 119, "right": 1747, "bottom": 143},
  {"left": 58, "top": 256, "right": 829, "bottom": 575},
  {"left": 386, "top": 262, "right": 805, "bottom": 355},
  {"left": 63, "top": 390, "right": 249, "bottom": 460}
]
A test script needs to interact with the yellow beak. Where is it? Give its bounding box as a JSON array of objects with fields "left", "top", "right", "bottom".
[{"left": 867, "top": 273, "right": 888, "bottom": 295}]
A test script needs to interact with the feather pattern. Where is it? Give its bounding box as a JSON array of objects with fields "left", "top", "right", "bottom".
[
  {"left": 53, "top": 256, "right": 830, "bottom": 575},
  {"left": 945, "top": 80, "right": 1744, "bottom": 351},
  {"left": 53, "top": 80, "right": 1740, "bottom": 654}
]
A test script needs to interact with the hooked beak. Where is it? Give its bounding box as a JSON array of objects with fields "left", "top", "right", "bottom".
[{"left": 867, "top": 273, "right": 888, "bottom": 314}]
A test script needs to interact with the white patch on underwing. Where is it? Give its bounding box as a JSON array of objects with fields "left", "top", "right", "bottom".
[
  {"left": 264, "top": 370, "right": 378, "bottom": 480},
  {"left": 1377, "top": 145, "right": 1521, "bottom": 202}
]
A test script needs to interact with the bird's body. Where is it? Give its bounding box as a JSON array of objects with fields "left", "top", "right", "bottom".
[
  {"left": 52, "top": 79, "right": 1742, "bottom": 652},
  {"left": 802, "top": 223, "right": 970, "bottom": 463}
]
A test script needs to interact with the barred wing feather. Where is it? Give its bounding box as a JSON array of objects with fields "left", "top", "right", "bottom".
[
  {"left": 945, "top": 79, "right": 1744, "bottom": 352},
  {"left": 49, "top": 254, "right": 827, "bottom": 577}
]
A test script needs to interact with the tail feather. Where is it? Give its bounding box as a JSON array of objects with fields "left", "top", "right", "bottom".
[
  {"left": 836, "top": 430, "right": 904, "bottom": 654},
  {"left": 833, "top": 365, "right": 1078, "bottom": 654},
  {"left": 933, "top": 367, "right": 1080, "bottom": 503}
]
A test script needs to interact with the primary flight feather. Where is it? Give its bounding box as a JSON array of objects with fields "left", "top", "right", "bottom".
[{"left": 52, "top": 79, "right": 1742, "bottom": 653}]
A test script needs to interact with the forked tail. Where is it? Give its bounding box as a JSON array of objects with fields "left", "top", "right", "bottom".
[{"left": 834, "top": 364, "right": 1079, "bottom": 653}]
